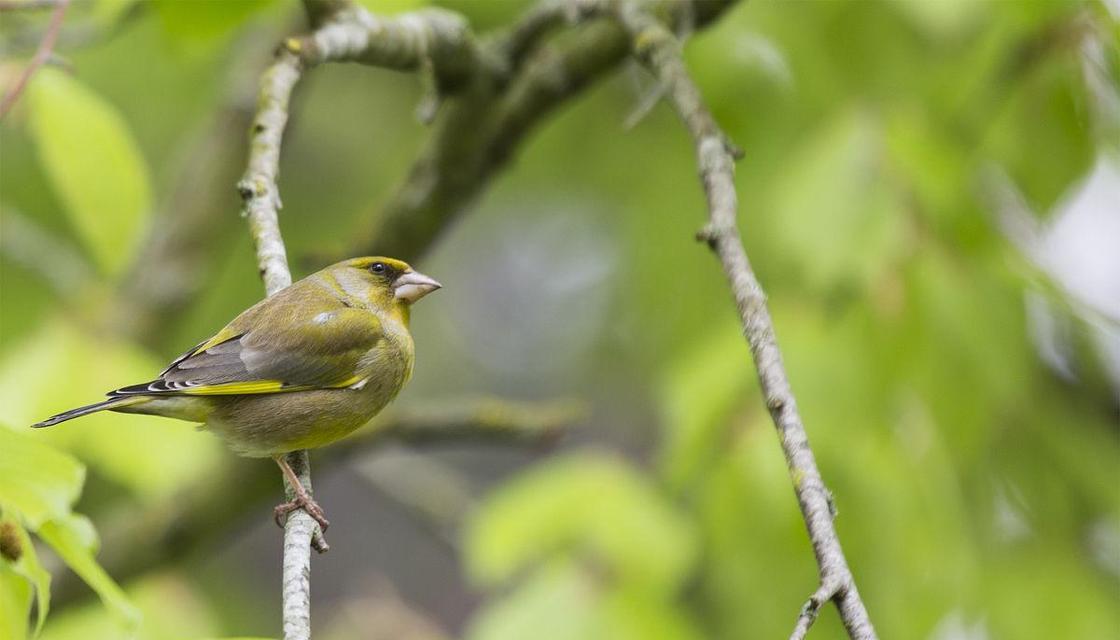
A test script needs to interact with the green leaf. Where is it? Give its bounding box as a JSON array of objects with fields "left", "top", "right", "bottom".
[
  {"left": 1, "top": 516, "right": 51, "bottom": 636},
  {"left": 765, "top": 108, "right": 907, "bottom": 293},
  {"left": 27, "top": 67, "right": 152, "bottom": 275},
  {"left": 466, "top": 560, "right": 704, "bottom": 640},
  {"left": 466, "top": 561, "right": 598, "bottom": 640},
  {"left": 91, "top": 0, "right": 141, "bottom": 28},
  {"left": 466, "top": 453, "right": 697, "bottom": 594},
  {"left": 0, "top": 562, "right": 32, "bottom": 640},
  {"left": 356, "top": 0, "right": 428, "bottom": 14},
  {"left": 891, "top": 0, "right": 987, "bottom": 39},
  {"left": 658, "top": 320, "right": 753, "bottom": 490},
  {"left": 37, "top": 574, "right": 225, "bottom": 640},
  {"left": 38, "top": 515, "right": 139, "bottom": 630},
  {"left": 153, "top": 0, "right": 278, "bottom": 53},
  {"left": 0, "top": 428, "right": 84, "bottom": 529},
  {"left": 0, "top": 320, "right": 223, "bottom": 501},
  {"left": 600, "top": 588, "right": 704, "bottom": 640}
]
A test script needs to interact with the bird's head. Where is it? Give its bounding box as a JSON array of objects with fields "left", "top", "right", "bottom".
[{"left": 333, "top": 257, "right": 442, "bottom": 313}]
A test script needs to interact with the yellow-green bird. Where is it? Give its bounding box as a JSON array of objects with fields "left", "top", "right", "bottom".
[{"left": 33, "top": 257, "right": 440, "bottom": 530}]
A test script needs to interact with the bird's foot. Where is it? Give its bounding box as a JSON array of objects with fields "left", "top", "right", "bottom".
[
  {"left": 272, "top": 453, "right": 331, "bottom": 552},
  {"left": 273, "top": 494, "right": 330, "bottom": 533}
]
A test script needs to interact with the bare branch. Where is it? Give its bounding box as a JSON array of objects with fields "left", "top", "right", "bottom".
[
  {"left": 237, "top": 14, "right": 325, "bottom": 639},
  {"left": 790, "top": 577, "right": 845, "bottom": 640},
  {"left": 383, "top": 397, "right": 581, "bottom": 446},
  {"left": 488, "top": 0, "right": 585, "bottom": 75},
  {"left": 352, "top": 0, "right": 739, "bottom": 262},
  {"left": 611, "top": 3, "right": 878, "bottom": 639},
  {"left": 295, "top": 6, "right": 488, "bottom": 87},
  {"left": 0, "top": 0, "right": 68, "bottom": 120},
  {"left": 238, "top": 46, "right": 301, "bottom": 295}
]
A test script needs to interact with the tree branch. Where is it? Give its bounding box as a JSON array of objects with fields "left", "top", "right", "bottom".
[
  {"left": 295, "top": 6, "right": 487, "bottom": 86},
  {"left": 610, "top": 3, "right": 878, "bottom": 639},
  {"left": 237, "top": 17, "right": 321, "bottom": 640},
  {"left": 352, "top": 0, "right": 738, "bottom": 262},
  {"left": 383, "top": 396, "right": 581, "bottom": 446},
  {"left": 0, "top": 0, "right": 68, "bottom": 120}
]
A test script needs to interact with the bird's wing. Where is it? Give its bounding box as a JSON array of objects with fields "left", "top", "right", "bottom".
[{"left": 112, "top": 294, "right": 384, "bottom": 397}]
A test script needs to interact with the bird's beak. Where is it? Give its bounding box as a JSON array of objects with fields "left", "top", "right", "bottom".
[{"left": 393, "top": 270, "right": 442, "bottom": 303}]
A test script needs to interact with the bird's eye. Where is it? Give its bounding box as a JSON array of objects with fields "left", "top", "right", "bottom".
[{"left": 370, "top": 262, "right": 386, "bottom": 274}]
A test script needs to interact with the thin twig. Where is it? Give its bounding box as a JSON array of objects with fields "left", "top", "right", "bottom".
[
  {"left": 611, "top": 2, "right": 878, "bottom": 639},
  {"left": 790, "top": 577, "right": 845, "bottom": 640},
  {"left": 488, "top": 0, "right": 587, "bottom": 77},
  {"left": 0, "top": 0, "right": 69, "bottom": 120}
]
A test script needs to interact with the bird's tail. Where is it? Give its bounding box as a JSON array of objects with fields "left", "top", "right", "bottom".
[{"left": 32, "top": 396, "right": 145, "bottom": 428}]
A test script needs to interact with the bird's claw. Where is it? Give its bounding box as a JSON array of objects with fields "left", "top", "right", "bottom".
[{"left": 273, "top": 494, "right": 330, "bottom": 533}]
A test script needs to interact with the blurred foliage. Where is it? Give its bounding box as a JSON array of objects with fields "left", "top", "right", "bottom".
[
  {"left": 0, "top": 428, "right": 138, "bottom": 638},
  {"left": 26, "top": 66, "right": 151, "bottom": 275},
  {"left": 1, "top": 0, "right": 1118, "bottom": 639}
]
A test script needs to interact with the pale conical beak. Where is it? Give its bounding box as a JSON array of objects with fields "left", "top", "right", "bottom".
[{"left": 393, "top": 270, "right": 442, "bottom": 303}]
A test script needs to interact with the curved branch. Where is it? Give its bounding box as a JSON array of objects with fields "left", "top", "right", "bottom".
[
  {"left": 0, "top": 0, "right": 69, "bottom": 120},
  {"left": 352, "top": 0, "right": 738, "bottom": 262},
  {"left": 296, "top": 6, "right": 486, "bottom": 86},
  {"left": 237, "top": 18, "right": 320, "bottom": 640},
  {"left": 611, "top": 3, "right": 877, "bottom": 639}
]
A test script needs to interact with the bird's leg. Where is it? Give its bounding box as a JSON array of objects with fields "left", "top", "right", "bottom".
[{"left": 273, "top": 455, "right": 331, "bottom": 534}]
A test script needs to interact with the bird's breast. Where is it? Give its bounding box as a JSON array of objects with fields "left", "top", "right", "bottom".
[{"left": 352, "top": 324, "right": 414, "bottom": 402}]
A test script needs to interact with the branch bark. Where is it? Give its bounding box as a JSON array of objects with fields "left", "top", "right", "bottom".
[
  {"left": 234, "top": 15, "right": 508, "bottom": 629},
  {"left": 610, "top": 3, "right": 877, "bottom": 639},
  {"left": 233, "top": 5, "right": 737, "bottom": 636},
  {"left": 237, "top": 42, "right": 321, "bottom": 640},
  {"left": 351, "top": 0, "right": 738, "bottom": 262}
]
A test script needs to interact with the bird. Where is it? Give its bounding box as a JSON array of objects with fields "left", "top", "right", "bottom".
[{"left": 32, "top": 256, "right": 441, "bottom": 533}]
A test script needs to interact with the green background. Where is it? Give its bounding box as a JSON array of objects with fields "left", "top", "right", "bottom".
[{"left": 1, "top": 1, "right": 1118, "bottom": 638}]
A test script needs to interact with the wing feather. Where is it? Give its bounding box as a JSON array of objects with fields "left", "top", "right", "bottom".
[{"left": 113, "top": 284, "right": 382, "bottom": 397}]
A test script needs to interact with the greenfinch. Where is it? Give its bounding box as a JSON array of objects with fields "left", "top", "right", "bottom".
[{"left": 33, "top": 257, "right": 440, "bottom": 529}]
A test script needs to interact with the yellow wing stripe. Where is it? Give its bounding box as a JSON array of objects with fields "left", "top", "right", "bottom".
[
  {"left": 179, "top": 380, "right": 293, "bottom": 395},
  {"left": 176, "top": 374, "right": 365, "bottom": 396}
]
